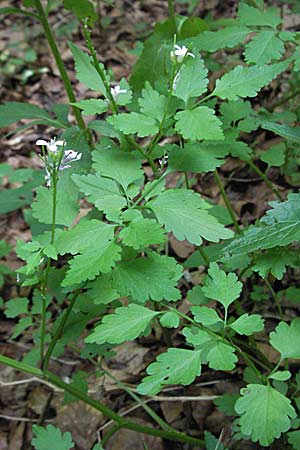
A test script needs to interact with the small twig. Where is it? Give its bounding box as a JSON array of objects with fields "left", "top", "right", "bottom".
[{"left": 0, "top": 414, "right": 53, "bottom": 423}]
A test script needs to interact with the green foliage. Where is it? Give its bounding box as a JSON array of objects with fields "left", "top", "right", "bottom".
[
  {"left": 119, "top": 218, "right": 166, "bottom": 249},
  {"left": 230, "top": 314, "right": 264, "bottom": 336},
  {"left": 174, "top": 106, "right": 224, "bottom": 141},
  {"left": 244, "top": 31, "right": 285, "bottom": 65},
  {"left": 192, "top": 26, "right": 250, "bottom": 52},
  {"left": 270, "top": 319, "right": 300, "bottom": 360},
  {"left": 32, "top": 425, "right": 74, "bottom": 450},
  {"left": 235, "top": 384, "right": 296, "bottom": 446},
  {"left": 172, "top": 55, "right": 208, "bottom": 104}
]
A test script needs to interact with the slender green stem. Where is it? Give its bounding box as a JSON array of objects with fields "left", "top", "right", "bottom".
[
  {"left": 214, "top": 169, "right": 241, "bottom": 234},
  {"left": 42, "top": 288, "right": 81, "bottom": 371},
  {"left": 192, "top": 92, "right": 214, "bottom": 110},
  {"left": 33, "top": 0, "right": 90, "bottom": 139},
  {"left": 264, "top": 277, "right": 283, "bottom": 319},
  {"left": 0, "top": 354, "right": 42, "bottom": 377},
  {"left": 167, "top": 0, "right": 178, "bottom": 35},
  {"left": 0, "top": 7, "right": 40, "bottom": 20},
  {"left": 198, "top": 247, "right": 210, "bottom": 266},
  {"left": 247, "top": 160, "right": 283, "bottom": 201},
  {"left": 101, "top": 425, "right": 121, "bottom": 446}
]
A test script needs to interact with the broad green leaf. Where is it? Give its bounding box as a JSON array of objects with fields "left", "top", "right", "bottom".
[
  {"left": 62, "top": 242, "right": 121, "bottom": 286},
  {"left": 138, "top": 82, "right": 167, "bottom": 123},
  {"left": 63, "top": 371, "right": 88, "bottom": 404},
  {"left": 288, "top": 430, "right": 300, "bottom": 450},
  {"left": 32, "top": 173, "right": 79, "bottom": 226},
  {"left": 213, "top": 60, "right": 289, "bottom": 101},
  {"left": 220, "top": 100, "right": 252, "bottom": 128},
  {"left": 214, "top": 393, "right": 239, "bottom": 416},
  {"left": 175, "top": 106, "right": 224, "bottom": 141},
  {"left": 260, "top": 143, "right": 285, "bottom": 168},
  {"left": 237, "top": 3, "right": 281, "bottom": 29},
  {"left": 244, "top": 31, "right": 285, "bottom": 65},
  {"left": 191, "top": 26, "right": 250, "bottom": 52},
  {"left": 32, "top": 424, "right": 74, "bottom": 450},
  {"left": 68, "top": 42, "right": 106, "bottom": 93},
  {"left": 0, "top": 102, "right": 53, "bottom": 128},
  {"left": 252, "top": 248, "right": 298, "bottom": 280},
  {"left": 230, "top": 314, "right": 264, "bottom": 336},
  {"left": 11, "top": 317, "right": 33, "bottom": 339},
  {"left": 269, "top": 371, "right": 291, "bottom": 381},
  {"left": 191, "top": 306, "right": 222, "bottom": 327},
  {"left": 148, "top": 189, "right": 233, "bottom": 245},
  {"left": 5, "top": 297, "right": 29, "bottom": 318},
  {"left": 72, "top": 99, "right": 108, "bottom": 115},
  {"left": 92, "top": 143, "right": 143, "bottom": 190},
  {"left": 235, "top": 384, "right": 296, "bottom": 446},
  {"left": 204, "top": 431, "right": 227, "bottom": 450},
  {"left": 159, "top": 311, "right": 180, "bottom": 328},
  {"left": 85, "top": 304, "right": 159, "bottom": 344},
  {"left": 108, "top": 112, "right": 158, "bottom": 137},
  {"left": 270, "top": 319, "right": 300, "bottom": 360},
  {"left": 72, "top": 173, "right": 126, "bottom": 221},
  {"left": 137, "top": 348, "right": 202, "bottom": 395},
  {"left": 173, "top": 55, "right": 208, "bottom": 104},
  {"left": 54, "top": 219, "right": 114, "bottom": 255},
  {"left": 112, "top": 253, "right": 182, "bottom": 302},
  {"left": 87, "top": 275, "right": 119, "bottom": 304},
  {"left": 63, "top": 0, "right": 96, "bottom": 21},
  {"left": 168, "top": 142, "right": 224, "bottom": 173},
  {"left": 119, "top": 218, "right": 166, "bottom": 249},
  {"left": 202, "top": 263, "right": 242, "bottom": 310},
  {"left": 261, "top": 121, "right": 300, "bottom": 143}
]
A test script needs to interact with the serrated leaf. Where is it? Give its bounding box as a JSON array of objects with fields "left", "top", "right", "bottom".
[
  {"left": 213, "top": 60, "right": 289, "bottom": 101},
  {"left": 261, "top": 121, "right": 300, "bottom": 143},
  {"left": 113, "top": 78, "right": 133, "bottom": 106},
  {"left": 191, "top": 306, "right": 222, "bottom": 327},
  {"left": 92, "top": 143, "right": 143, "bottom": 190},
  {"left": 260, "top": 143, "right": 285, "bottom": 168},
  {"left": 202, "top": 263, "right": 242, "bottom": 311},
  {"left": 288, "top": 430, "right": 300, "bottom": 450},
  {"left": 112, "top": 253, "right": 182, "bottom": 302},
  {"left": 220, "top": 100, "right": 252, "bottom": 128},
  {"left": 68, "top": 42, "right": 106, "bottom": 93},
  {"left": 269, "top": 371, "right": 291, "bottom": 381},
  {"left": 175, "top": 106, "right": 224, "bottom": 141},
  {"left": 87, "top": 275, "right": 119, "bottom": 304},
  {"left": 63, "top": 0, "right": 96, "bottom": 21},
  {"left": 119, "top": 218, "right": 166, "bottom": 249},
  {"left": 168, "top": 142, "right": 224, "bottom": 173},
  {"left": 137, "top": 348, "right": 202, "bottom": 395},
  {"left": 159, "top": 311, "right": 180, "bottom": 328},
  {"left": 237, "top": 3, "right": 281, "bottom": 29},
  {"left": 173, "top": 55, "right": 208, "bottom": 104},
  {"left": 72, "top": 98, "right": 108, "bottom": 115},
  {"left": 244, "top": 31, "right": 285, "bottom": 65},
  {"left": 5, "top": 297, "right": 29, "bottom": 318},
  {"left": 0, "top": 102, "right": 53, "bottom": 128},
  {"left": 214, "top": 393, "right": 239, "bottom": 416},
  {"left": 72, "top": 173, "right": 126, "bottom": 221},
  {"left": 32, "top": 424, "right": 74, "bottom": 450},
  {"left": 11, "top": 316, "right": 33, "bottom": 339},
  {"left": 85, "top": 304, "right": 159, "bottom": 344},
  {"left": 148, "top": 189, "right": 233, "bottom": 245},
  {"left": 230, "top": 314, "right": 264, "bottom": 336},
  {"left": 235, "top": 384, "right": 296, "bottom": 446},
  {"left": 138, "top": 82, "right": 167, "bottom": 122},
  {"left": 270, "top": 319, "right": 300, "bottom": 360},
  {"left": 62, "top": 241, "right": 121, "bottom": 286},
  {"left": 191, "top": 26, "right": 250, "bottom": 52},
  {"left": 252, "top": 248, "right": 298, "bottom": 280},
  {"left": 108, "top": 112, "right": 158, "bottom": 137}
]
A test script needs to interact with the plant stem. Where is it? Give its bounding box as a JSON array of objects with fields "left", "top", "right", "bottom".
[
  {"left": 264, "top": 277, "right": 283, "bottom": 319},
  {"left": 32, "top": 0, "right": 90, "bottom": 139},
  {"left": 247, "top": 160, "right": 283, "bottom": 201},
  {"left": 198, "top": 247, "right": 210, "bottom": 266},
  {"left": 167, "top": 0, "right": 178, "bottom": 35},
  {"left": 42, "top": 288, "right": 81, "bottom": 371},
  {"left": 213, "top": 169, "right": 241, "bottom": 234},
  {"left": 0, "top": 354, "right": 42, "bottom": 377}
]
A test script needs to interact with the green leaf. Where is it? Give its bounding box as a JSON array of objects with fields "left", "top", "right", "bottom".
[
  {"left": 220, "top": 100, "right": 252, "bottom": 128},
  {"left": 235, "top": 384, "right": 296, "bottom": 446},
  {"left": 68, "top": 41, "right": 106, "bottom": 93},
  {"left": 148, "top": 189, "right": 233, "bottom": 245},
  {"left": 244, "top": 31, "right": 285, "bottom": 65},
  {"left": 168, "top": 142, "right": 224, "bottom": 173},
  {"left": 261, "top": 121, "right": 300, "bottom": 143},
  {"left": 260, "top": 143, "right": 285, "bottom": 168},
  {"left": 237, "top": 3, "right": 281, "bottom": 29},
  {"left": 0, "top": 102, "right": 53, "bottom": 128},
  {"left": 72, "top": 173, "right": 126, "bottom": 221},
  {"left": 202, "top": 263, "right": 242, "bottom": 311},
  {"left": 137, "top": 348, "right": 202, "bottom": 395},
  {"left": 63, "top": 0, "right": 97, "bottom": 21},
  {"left": 213, "top": 60, "right": 289, "bottom": 101},
  {"left": 62, "top": 242, "right": 121, "bottom": 286},
  {"left": 72, "top": 99, "right": 108, "bottom": 115},
  {"left": 191, "top": 26, "right": 250, "bottom": 52},
  {"left": 112, "top": 253, "right": 182, "bottom": 302},
  {"left": 252, "top": 248, "right": 298, "bottom": 280},
  {"left": 138, "top": 82, "right": 167, "bottom": 123},
  {"left": 63, "top": 371, "right": 88, "bottom": 404},
  {"left": 92, "top": 143, "right": 143, "bottom": 190},
  {"left": 55, "top": 219, "right": 114, "bottom": 255},
  {"left": 230, "top": 314, "right": 264, "bottom": 336},
  {"left": 214, "top": 393, "right": 239, "bottom": 416},
  {"left": 108, "top": 112, "right": 158, "bottom": 137},
  {"left": 173, "top": 55, "right": 208, "bottom": 104},
  {"left": 269, "top": 371, "right": 291, "bottom": 381},
  {"left": 11, "top": 317, "right": 33, "bottom": 339},
  {"left": 119, "top": 218, "right": 166, "bottom": 249},
  {"left": 85, "top": 304, "right": 159, "bottom": 344},
  {"left": 159, "top": 311, "right": 180, "bottom": 328},
  {"left": 32, "top": 173, "right": 79, "bottom": 226},
  {"left": 113, "top": 78, "right": 133, "bottom": 106},
  {"left": 175, "top": 106, "right": 224, "bottom": 141},
  {"left": 87, "top": 275, "right": 119, "bottom": 304},
  {"left": 5, "top": 297, "right": 29, "bottom": 318},
  {"left": 32, "top": 424, "right": 74, "bottom": 450},
  {"left": 288, "top": 430, "right": 300, "bottom": 450},
  {"left": 270, "top": 319, "right": 300, "bottom": 360},
  {"left": 191, "top": 306, "right": 222, "bottom": 327},
  {"left": 204, "top": 431, "right": 227, "bottom": 450}
]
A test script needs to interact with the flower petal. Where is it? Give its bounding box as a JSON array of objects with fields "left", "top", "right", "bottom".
[{"left": 36, "top": 139, "right": 48, "bottom": 146}]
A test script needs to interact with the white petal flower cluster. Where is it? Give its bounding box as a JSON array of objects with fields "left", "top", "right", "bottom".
[
  {"left": 170, "top": 45, "right": 195, "bottom": 63},
  {"left": 111, "top": 85, "right": 127, "bottom": 100}
]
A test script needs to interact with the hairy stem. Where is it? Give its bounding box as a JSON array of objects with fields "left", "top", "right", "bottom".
[{"left": 214, "top": 169, "right": 241, "bottom": 234}]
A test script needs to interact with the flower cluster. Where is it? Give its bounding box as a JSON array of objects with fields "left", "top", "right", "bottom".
[{"left": 170, "top": 44, "right": 195, "bottom": 64}]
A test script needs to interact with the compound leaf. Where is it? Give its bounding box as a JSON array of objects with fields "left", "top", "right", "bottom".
[{"left": 32, "top": 424, "right": 74, "bottom": 450}]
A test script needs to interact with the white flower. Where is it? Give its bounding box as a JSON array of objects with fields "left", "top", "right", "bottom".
[
  {"left": 59, "top": 150, "right": 82, "bottom": 170},
  {"left": 111, "top": 85, "right": 127, "bottom": 99},
  {"left": 170, "top": 45, "right": 195, "bottom": 63},
  {"left": 159, "top": 155, "right": 168, "bottom": 167},
  {"left": 36, "top": 138, "right": 66, "bottom": 153}
]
